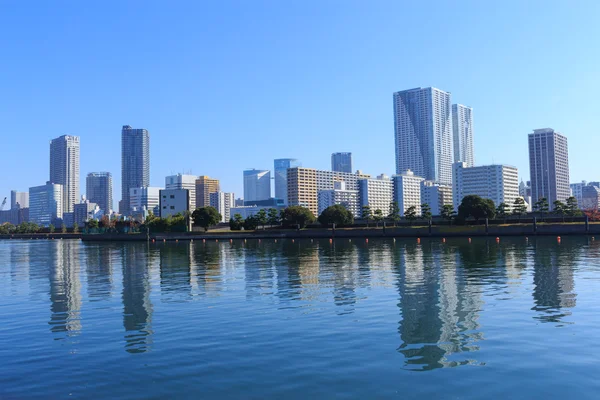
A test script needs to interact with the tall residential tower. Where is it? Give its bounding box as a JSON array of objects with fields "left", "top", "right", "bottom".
[
  {"left": 86, "top": 172, "right": 113, "bottom": 213},
  {"left": 50, "top": 135, "right": 80, "bottom": 213},
  {"left": 331, "top": 152, "right": 352, "bottom": 173},
  {"left": 452, "top": 104, "right": 474, "bottom": 167},
  {"left": 120, "top": 125, "right": 150, "bottom": 215},
  {"left": 274, "top": 158, "right": 301, "bottom": 205}
]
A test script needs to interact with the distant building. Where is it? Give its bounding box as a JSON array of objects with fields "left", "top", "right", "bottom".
[
  {"left": 528, "top": 128, "right": 570, "bottom": 210},
  {"left": 130, "top": 187, "right": 160, "bottom": 216},
  {"left": 29, "top": 182, "right": 63, "bottom": 226},
  {"left": 452, "top": 104, "right": 474, "bottom": 167},
  {"left": 287, "top": 167, "right": 318, "bottom": 216},
  {"left": 0, "top": 208, "right": 29, "bottom": 225},
  {"left": 274, "top": 158, "right": 301, "bottom": 205},
  {"left": 50, "top": 135, "right": 80, "bottom": 213},
  {"left": 195, "top": 176, "right": 220, "bottom": 209},
  {"left": 316, "top": 169, "right": 371, "bottom": 191},
  {"left": 10, "top": 190, "right": 29, "bottom": 210},
  {"left": 393, "top": 170, "right": 425, "bottom": 216},
  {"left": 452, "top": 162, "right": 519, "bottom": 210},
  {"left": 166, "top": 174, "right": 197, "bottom": 210},
  {"left": 421, "top": 181, "right": 453, "bottom": 216},
  {"left": 74, "top": 200, "right": 98, "bottom": 227},
  {"left": 121, "top": 125, "right": 150, "bottom": 215},
  {"left": 331, "top": 152, "right": 352, "bottom": 173},
  {"left": 244, "top": 198, "right": 284, "bottom": 207},
  {"left": 234, "top": 198, "right": 245, "bottom": 207},
  {"left": 229, "top": 205, "right": 285, "bottom": 220},
  {"left": 359, "top": 174, "right": 394, "bottom": 215},
  {"left": 570, "top": 181, "right": 587, "bottom": 207},
  {"left": 210, "top": 191, "right": 235, "bottom": 222},
  {"left": 86, "top": 172, "right": 113, "bottom": 213},
  {"left": 159, "top": 189, "right": 189, "bottom": 218},
  {"left": 318, "top": 181, "right": 360, "bottom": 218},
  {"left": 243, "top": 169, "right": 271, "bottom": 202},
  {"left": 582, "top": 185, "right": 600, "bottom": 210}
]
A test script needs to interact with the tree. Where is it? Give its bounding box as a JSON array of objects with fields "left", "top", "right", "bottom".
[
  {"left": 420, "top": 203, "right": 432, "bottom": 221},
  {"left": 361, "top": 205, "right": 372, "bottom": 227},
  {"left": 192, "top": 206, "right": 222, "bottom": 232},
  {"left": 87, "top": 219, "right": 99, "bottom": 229},
  {"left": 318, "top": 204, "right": 354, "bottom": 227},
  {"left": 281, "top": 206, "right": 315, "bottom": 229},
  {"left": 553, "top": 200, "right": 567, "bottom": 222},
  {"left": 49, "top": 224, "right": 55, "bottom": 233},
  {"left": 533, "top": 197, "right": 549, "bottom": 220},
  {"left": 373, "top": 209, "right": 384, "bottom": 227},
  {"left": 441, "top": 204, "right": 456, "bottom": 223},
  {"left": 243, "top": 215, "right": 259, "bottom": 231},
  {"left": 256, "top": 209, "right": 268, "bottom": 230},
  {"left": 388, "top": 202, "right": 401, "bottom": 226},
  {"left": 512, "top": 197, "right": 528, "bottom": 220},
  {"left": 229, "top": 213, "right": 244, "bottom": 230},
  {"left": 566, "top": 196, "right": 581, "bottom": 217},
  {"left": 267, "top": 208, "right": 280, "bottom": 227},
  {"left": 404, "top": 206, "right": 418, "bottom": 225},
  {"left": 457, "top": 195, "right": 496, "bottom": 221},
  {"left": 61, "top": 223, "right": 67, "bottom": 233},
  {"left": 73, "top": 222, "right": 79, "bottom": 233},
  {"left": 496, "top": 202, "right": 511, "bottom": 221}
]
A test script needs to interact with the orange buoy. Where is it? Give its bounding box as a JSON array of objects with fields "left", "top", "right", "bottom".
[
  {"left": 592, "top": 237, "right": 595, "bottom": 241},
  {"left": 176, "top": 239, "right": 178, "bottom": 242},
  {"left": 329, "top": 238, "right": 333, "bottom": 244},
  {"left": 216, "top": 239, "right": 219, "bottom": 242},
  {"left": 442, "top": 238, "right": 446, "bottom": 243},
  {"left": 275, "top": 239, "right": 277, "bottom": 243},
  {"left": 230, "top": 239, "right": 233, "bottom": 243},
  {"left": 152, "top": 239, "right": 155, "bottom": 243},
  {"left": 292, "top": 239, "right": 295, "bottom": 243},
  {"left": 163, "top": 239, "right": 166, "bottom": 242},
  {"left": 468, "top": 238, "right": 472, "bottom": 243},
  {"left": 496, "top": 237, "right": 500, "bottom": 242},
  {"left": 366, "top": 238, "right": 369, "bottom": 243},
  {"left": 417, "top": 238, "right": 421, "bottom": 244},
  {"left": 557, "top": 236, "right": 561, "bottom": 242},
  {"left": 203, "top": 239, "right": 206, "bottom": 243}
]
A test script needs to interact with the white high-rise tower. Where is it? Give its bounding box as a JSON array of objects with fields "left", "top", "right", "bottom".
[
  {"left": 452, "top": 104, "right": 474, "bottom": 167},
  {"left": 50, "top": 135, "right": 80, "bottom": 213}
]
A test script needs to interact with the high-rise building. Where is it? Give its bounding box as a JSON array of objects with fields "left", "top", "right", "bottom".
[
  {"left": 528, "top": 128, "right": 570, "bottom": 209},
  {"left": 570, "top": 181, "right": 587, "bottom": 207},
  {"left": 129, "top": 187, "right": 160, "bottom": 216},
  {"left": 210, "top": 191, "right": 235, "bottom": 223},
  {"left": 359, "top": 174, "right": 394, "bottom": 214},
  {"left": 421, "top": 181, "right": 453, "bottom": 216},
  {"left": 10, "top": 190, "right": 29, "bottom": 209},
  {"left": 393, "top": 87, "right": 453, "bottom": 184},
  {"left": 393, "top": 170, "right": 425, "bottom": 216},
  {"left": 452, "top": 104, "right": 474, "bottom": 167},
  {"left": 50, "top": 135, "right": 80, "bottom": 213},
  {"left": 86, "top": 172, "right": 113, "bottom": 213},
  {"left": 274, "top": 158, "right": 301, "bottom": 205},
  {"left": 195, "top": 176, "right": 220, "bottom": 209},
  {"left": 318, "top": 181, "right": 360, "bottom": 218},
  {"left": 29, "top": 182, "right": 63, "bottom": 226},
  {"left": 331, "top": 152, "right": 352, "bottom": 173},
  {"left": 582, "top": 185, "right": 600, "bottom": 210},
  {"left": 166, "top": 174, "right": 197, "bottom": 210},
  {"left": 287, "top": 167, "right": 318, "bottom": 216},
  {"left": 243, "top": 169, "right": 271, "bottom": 203},
  {"left": 121, "top": 125, "right": 150, "bottom": 215},
  {"left": 452, "top": 162, "right": 519, "bottom": 211}
]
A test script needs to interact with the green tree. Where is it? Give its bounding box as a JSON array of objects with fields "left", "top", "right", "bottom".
[
  {"left": 441, "top": 204, "right": 456, "bottom": 223},
  {"left": 243, "top": 215, "right": 259, "bottom": 231},
  {"left": 388, "top": 201, "right": 401, "bottom": 226},
  {"left": 565, "top": 196, "right": 581, "bottom": 216},
  {"left": 553, "top": 200, "right": 567, "bottom": 222},
  {"left": 457, "top": 195, "right": 496, "bottom": 221},
  {"left": 281, "top": 206, "right": 315, "bottom": 229},
  {"left": 512, "top": 197, "right": 528, "bottom": 220},
  {"left": 192, "top": 206, "right": 222, "bottom": 232},
  {"left": 229, "top": 213, "right": 244, "bottom": 230},
  {"left": 361, "top": 205, "right": 372, "bottom": 227},
  {"left": 267, "top": 208, "right": 280, "bottom": 227},
  {"left": 87, "top": 219, "right": 99, "bottom": 229},
  {"left": 404, "top": 206, "right": 418, "bottom": 225},
  {"left": 61, "top": 223, "right": 67, "bottom": 233},
  {"left": 318, "top": 204, "right": 354, "bottom": 227},
  {"left": 49, "top": 224, "right": 55, "bottom": 233},
  {"left": 420, "top": 203, "right": 432, "bottom": 221},
  {"left": 256, "top": 209, "right": 268, "bottom": 229},
  {"left": 496, "top": 202, "right": 511, "bottom": 221},
  {"left": 373, "top": 209, "right": 384, "bottom": 227},
  {"left": 533, "top": 197, "right": 549, "bottom": 220},
  {"left": 73, "top": 222, "right": 79, "bottom": 233}
]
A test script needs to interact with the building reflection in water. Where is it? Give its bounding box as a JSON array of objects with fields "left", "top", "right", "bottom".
[
  {"left": 191, "top": 242, "right": 224, "bottom": 296},
  {"left": 121, "top": 244, "right": 154, "bottom": 353},
  {"left": 84, "top": 244, "right": 114, "bottom": 301},
  {"left": 48, "top": 240, "right": 82, "bottom": 337},
  {"left": 159, "top": 243, "right": 193, "bottom": 302}
]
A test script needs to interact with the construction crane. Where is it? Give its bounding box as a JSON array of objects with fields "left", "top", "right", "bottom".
[{"left": 0, "top": 197, "right": 6, "bottom": 211}]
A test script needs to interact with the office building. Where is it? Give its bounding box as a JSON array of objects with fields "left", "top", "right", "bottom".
[
  {"left": 195, "top": 176, "right": 220, "bottom": 208},
  {"left": 316, "top": 169, "right": 371, "bottom": 191},
  {"left": 121, "top": 125, "right": 150, "bottom": 215},
  {"left": 570, "top": 181, "right": 587, "bottom": 207},
  {"left": 393, "top": 170, "right": 425, "bottom": 216},
  {"left": 287, "top": 167, "right": 318, "bottom": 216},
  {"left": 528, "top": 128, "right": 570, "bottom": 210},
  {"left": 74, "top": 200, "right": 98, "bottom": 227},
  {"left": 0, "top": 208, "right": 29, "bottom": 225},
  {"left": 421, "top": 181, "right": 453, "bottom": 216},
  {"left": 359, "top": 174, "right": 394, "bottom": 214},
  {"left": 159, "top": 189, "right": 190, "bottom": 218},
  {"left": 582, "top": 185, "right": 600, "bottom": 210},
  {"left": 243, "top": 169, "right": 271, "bottom": 203},
  {"left": 50, "top": 135, "right": 80, "bottom": 213},
  {"left": 452, "top": 162, "right": 519, "bottom": 210},
  {"left": 393, "top": 87, "right": 453, "bottom": 184},
  {"left": 166, "top": 174, "right": 197, "bottom": 210},
  {"left": 274, "top": 158, "right": 301, "bottom": 205},
  {"left": 129, "top": 187, "right": 160, "bottom": 216},
  {"left": 452, "top": 104, "right": 474, "bottom": 167},
  {"left": 331, "top": 152, "right": 352, "bottom": 173},
  {"left": 29, "top": 182, "right": 63, "bottom": 226},
  {"left": 318, "top": 181, "right": 360, "bottom": 218},
  {"left": 86, "top": 172, "right": 113, "bottom": 213},
  {"left": 10, "top": 190, "right": 29, "bottom": 209},
  {"left": 234, "top": 198, "right": 245, "bottom": 207},
  {"left": 210, "top": 191, "right": 235, "bottom": 223}
]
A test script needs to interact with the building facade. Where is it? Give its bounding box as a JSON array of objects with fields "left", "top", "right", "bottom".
[
  {"left": 121, "top": 125, "right": 150, "bottom": 215},
  {"left": 452, "top": 162, "right": 519, "bottom": 210},
  {"left": 393, "top": 87, "right": 453, "bottom": 184},
  {"left": 570, "top": 181, "right": 587, "bottom": 208},
  {"left": 50, "top": 135, "right": 80, "bottom": 213},
  {"left": 159, "top": 189, "right": 190, "bottom": 218},
  {"left": 195, "top": 176, "right": 220, "bottom": 209},
  {"left": 421, "top": 181, "right": 453, "bottom": 216},
  {"left": 274, "top": 158, "right": 301, "bottom": 205},
  {"left": 86, "top": 172, "right": 113, "bottom": 213},
  {"left": 316, "top": 169, "right": 371, "bottom": 191},
  {"left": 210, "top": 191, "right": 235, "bottom": 222},
  {"left": 582, "top": 185, "right": 600, "bottom": 210},
  {"left": 129, "top": 187, "right": 160, "bottom": 216},
  {"left": 229, "top": 205, "right": 285, "bottom": 220},
  {"left": 10, "top": 190, "right": 29, "bottom": 209},
  {"left": 243, "top": 169, "right": 271, "bottom": 203},
  {"left": 74, "top": 200, "right": 98, "bottom": 227},
  {"left": 359, "top": 174, "right": 394, "bottom": 215},
  {"left": 528, "top": 128, "right": 570, "bottom": 210},
  {"left": 331, "top": 152, "right": 352, "bottom": 173},
  {"left": 317, "top": 181, "right": 360, "bottom": 218},
  {"left": 452, "top": 104, "right": 474, "bottom": 167},
  {"left": 166, "top": 174, "right": 197, "bottom": 210},
  {"left": 287, "top": 167, "right": 318, "bottom": 216},
  {"left": 29, "top": 182, "right": 63, "bottom": 226},
  {"left": 393, "top": 170, "right": 424, "bottom": 216}
]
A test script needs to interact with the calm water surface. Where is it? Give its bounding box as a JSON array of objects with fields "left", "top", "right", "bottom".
[{"left": 1, "top": 237, "right": 599, "bottom": 399}]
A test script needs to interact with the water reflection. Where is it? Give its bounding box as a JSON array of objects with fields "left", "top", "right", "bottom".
[{"left": 49, "top": 240, "right": 82, "bottom": 337}]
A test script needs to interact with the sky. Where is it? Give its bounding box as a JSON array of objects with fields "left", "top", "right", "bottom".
[{"left": 1, "top": 1, "right": 599, "bottom": 207}]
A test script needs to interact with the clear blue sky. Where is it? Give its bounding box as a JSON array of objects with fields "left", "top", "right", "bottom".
[{"left": 1, "top": 1, "right": 599, "bottom": 205}]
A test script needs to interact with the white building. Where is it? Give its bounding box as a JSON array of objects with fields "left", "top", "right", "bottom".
[
  {"left": 210, "top": 191, "right": 235, "bottom": 222},
  {"left": 452, "top": 162, "right": 519, "bottom": 210},
  {"left": 317, "top": 181, "right": 360, "bottom": 218},
  {"left": 130, "top": 187, "right": 161, "bottom": 216},
  {"left": 393, "top": 87, "right": 453, "bottom": 184},
  {"left": 393, "top": 170, "right": 424, "bottom": 216},
  {"left": 50, "top": 135, "right": 80, "bottom": 213},
  {"left": 10, "top": 190, "right": 29, "bottom": 210},
  {"left": 316, "top": 169, "right": 370, "bottom": 191},
  {"left": 359, "top": 174, "right": 394, "bottom": 214},
  {"left": 452, "top": 104, "right": 474, "bottom": 167},
  {"left": 570, "top": 181, "right": 587, "bottom": 208},
  {"left": 159, "top": 189, "right": 190, "bottom": 218},
  {"left": 29, "top": 182, "right": 63, "bottom": 226},
  {"left": 421, "top": 181, "right": 453, "bottom": 216},
  {"left": 243, "top": 169, "right": 271, "bottom": 202},
  {"left": 166, "top": 174, "right": 197, "bottom": 211}
]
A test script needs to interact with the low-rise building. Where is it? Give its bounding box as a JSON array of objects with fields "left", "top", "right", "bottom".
[
  {"left": 159, "top": 189, "right": 189, "bottom": 218},
  {"left": 452, "top": 162, "right": 519, "bottom": 210},
  {"left": 210, "top": 191, "right": 235, "bottom": 222},
  {"left": 393, "top": 170, "right": 424, "bottom": 216},
  {"left": 29, "top": 182, "right": 62, "bottom": 226},
  {"left": 229, "top": 205, "right": 284, "bottom": 220},
  {"left": 359, "top": 174, "right": 394, "bottom": 215},
  {"left": 421, "top": 181, "right": 453, "bottom": 216},
  {"left": 130, "top": 187, "right": 161, "bottom": 216},
  {"left": 318, "top": 181, "right": 360, "bottom": 217}
]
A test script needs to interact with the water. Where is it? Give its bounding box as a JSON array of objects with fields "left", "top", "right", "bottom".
[{"left": 1, "top": 237, "right": 599, "bottom": 399}]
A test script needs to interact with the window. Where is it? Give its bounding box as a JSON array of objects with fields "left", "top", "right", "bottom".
[{"left": 170, "top": 195, "right": 175, "bottom": 199}]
